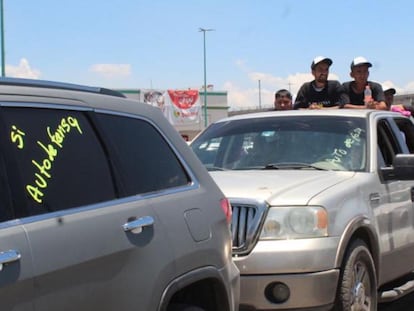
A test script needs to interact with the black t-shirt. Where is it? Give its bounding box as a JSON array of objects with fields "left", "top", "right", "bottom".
[
  {"left": 342, "top": 81, "right": 385, "bottom": 106},
  {"left": 293, "top": 80, "right": 347, "bottom": 109}
]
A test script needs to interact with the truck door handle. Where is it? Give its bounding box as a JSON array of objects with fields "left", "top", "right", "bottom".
[
  {"left": 123, "top": 216, "right": 154, "bottom": 234},
  {"left": 369, "top": 193, "right": 381, "bottom": 206},
  {"left": 0, "top": 250, "right": 21, "bottom": 271}
]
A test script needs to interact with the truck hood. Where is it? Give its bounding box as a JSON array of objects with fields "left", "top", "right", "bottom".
[{"left": 209, "top": 170, "right": 355, "bottom": 205}]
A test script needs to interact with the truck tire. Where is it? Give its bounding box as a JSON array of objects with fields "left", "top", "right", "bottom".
[{"left": 334, "top": 239, "right": 377, "bottom": 311}]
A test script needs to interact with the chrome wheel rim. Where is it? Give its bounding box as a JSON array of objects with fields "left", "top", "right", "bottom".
[{"left": 351, "top": 261, "right": 372, "bottom": 311}]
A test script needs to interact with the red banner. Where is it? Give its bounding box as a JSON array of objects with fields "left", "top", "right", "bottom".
[
  {"left": 168, "top": 90, "right": 199, "bottom": 109},
  {"left": 164, "top": 90, "right": 201, "bottom": 125}
]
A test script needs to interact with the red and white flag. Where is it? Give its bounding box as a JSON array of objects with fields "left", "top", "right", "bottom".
[{"left": 164, "top": 90, "right": 201, "bottom": 125}]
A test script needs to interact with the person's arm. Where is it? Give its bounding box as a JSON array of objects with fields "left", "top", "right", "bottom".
[
  {"left": 343, "top": 103, "right": 368, "bottom": 109},
  {"left": 373, "top": 101, "right": 388, "bottom": 110},
  {"left": 293, "top": 84, "right": 309, "bottom": 109},
  {"left": 342, "top": 101, "right": 386, "bottom": 109},
  {"left": 340, "top": 81, "right": 356, "bottom": 109},
  {"left": 371, "top": 82, "right": 388, "bottom": 110},
  {"left": 331, "top": 81, "right": 349, "bottom": 109},
  {"left": 320, "top": 105, "right": 340, "bottom": 109}
]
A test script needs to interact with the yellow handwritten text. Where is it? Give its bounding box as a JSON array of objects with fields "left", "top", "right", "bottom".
[
  {"left": 10, "top": 125, "right": 26, "bottom": 149},
  {"left": 47, "top": 116, "right": 82, "bottom": 148},
  {"left": 26, "top": 116, "right": 83, "bottom": 204}
]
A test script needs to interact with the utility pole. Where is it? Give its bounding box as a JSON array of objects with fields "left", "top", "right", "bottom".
[
  {"left": 199, "top": 27, "right": 214, "bottom": 128},
  {"left": 258, "top": 79, "right": 262, "bottom": 109},
  {"left": 1, "top": 0, "right": 5, "bottom": 77}
]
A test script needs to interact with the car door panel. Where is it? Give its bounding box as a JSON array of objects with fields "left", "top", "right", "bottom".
[
  {"left": 25, "top": 199, "right": 174, "bottom": 311},
  {"left": 0, "top": 224, "right": 34, "bottom": 311},
  {"left": 376, "top": 118, "right": 414, "bottom": 283}
]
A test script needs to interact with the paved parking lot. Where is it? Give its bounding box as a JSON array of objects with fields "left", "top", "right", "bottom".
[{"left": 379, "top": 292, "right": 414, "bottom": 311}]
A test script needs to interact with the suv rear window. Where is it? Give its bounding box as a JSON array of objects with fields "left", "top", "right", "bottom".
[
  {"left": 95, "top": 113, "right": 190, "bottom": 196},
  {"left": 1, "top": 107, "right": 116, "bottom": 217}
]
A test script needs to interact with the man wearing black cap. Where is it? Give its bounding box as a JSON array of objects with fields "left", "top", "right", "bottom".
[
  {"left": 342, "top": 56, "right": 387, "bottom": 110},
  {"left": 293, "top": 56, "right": 348, "bottom": 109},
  {"left": 383, "top": 87, "right": 396, "bottom": 109},
  {"left": 383, "top": 87, "right": 414, "bottom": 116}
]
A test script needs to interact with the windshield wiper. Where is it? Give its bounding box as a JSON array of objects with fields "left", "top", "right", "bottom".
[
  {"left": 263, "top": 162, "right": 327, "bottom": 171},
  {"left": 206, "top": 166, "right": 227, "bottom": 171}
]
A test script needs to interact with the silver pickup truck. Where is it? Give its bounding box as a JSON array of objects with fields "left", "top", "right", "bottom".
[{"left": 191, "top": 109, "right": 414, "bottom": 311}]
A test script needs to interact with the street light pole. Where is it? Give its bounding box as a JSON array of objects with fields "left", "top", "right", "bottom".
[
  {"left": 258, "top": 79, "right": 262, "bottom": 109},
  {"left": 0, "top": 0, "right": 5, "bottom": 77},
  {"left": 199, "top": 27, "right": 214, "bottom": 128}
]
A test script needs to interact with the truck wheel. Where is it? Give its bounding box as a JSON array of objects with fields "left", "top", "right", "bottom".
[{"left": 334, "top": 239, "right": 377, "bottom": 311}]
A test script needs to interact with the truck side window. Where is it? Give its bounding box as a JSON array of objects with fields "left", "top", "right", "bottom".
[
  {"left": 377, "top": 147, "right": 386, "bottom": 168},
  {"left": 377, "top": 120, "right": 398, "bottom": 167},
  {"left": 1, "top": 107, "right": 116, "bottom": 217},
  {"left": 394, "top": 118, "right": 414, "bottom": 153}
]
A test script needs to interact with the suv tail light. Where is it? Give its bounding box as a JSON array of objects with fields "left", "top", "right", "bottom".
[{"left": 220, "top": 198, "right": 232, "bottom": 224}]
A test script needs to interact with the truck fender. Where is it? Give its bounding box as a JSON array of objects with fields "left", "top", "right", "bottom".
[{"left": 334, "top": 216, "right": 380, "bottom": 280}]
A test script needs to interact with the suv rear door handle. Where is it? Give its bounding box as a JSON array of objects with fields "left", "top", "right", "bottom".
[
  {"left": 0, "top": 250, "right": 21, "bottom": 271},
  {"left": 123, "top": 216, "right": 154, "bottom": 234}
]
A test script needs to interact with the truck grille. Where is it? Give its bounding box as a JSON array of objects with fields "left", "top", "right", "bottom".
[{"left": 230, "top": 200, "right": 267, "bottom": 255}]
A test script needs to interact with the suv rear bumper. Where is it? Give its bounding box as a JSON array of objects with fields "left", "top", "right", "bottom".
[{"left": 239, "top": 269, "right": 339, "bottom": 310}]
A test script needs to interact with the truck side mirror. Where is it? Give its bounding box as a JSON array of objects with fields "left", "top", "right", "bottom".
[{"left": 381, "top": 154, "right": 414, "bottom": 181}]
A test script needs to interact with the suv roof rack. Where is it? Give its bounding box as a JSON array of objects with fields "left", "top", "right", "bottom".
[{"left": 0, "top": 77, "right": 126, "bottom": 98}]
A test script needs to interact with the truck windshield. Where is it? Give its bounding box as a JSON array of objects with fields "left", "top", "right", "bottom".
[{"left": 191, "top": 115, "right": 367, "bottom": 172}]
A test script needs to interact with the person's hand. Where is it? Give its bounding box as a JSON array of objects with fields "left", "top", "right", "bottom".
[
  {"left": 366, "top": 101, "right": 388, "bottom": 110},
  {"left": 374, "top": 101, "right": 388, "bottom": 110},
  {"left": 365, "top": 101, "right": 376, "bottom": 109},
  {"left": 309, "top": 103, "right": 323, "bottom": 109}
]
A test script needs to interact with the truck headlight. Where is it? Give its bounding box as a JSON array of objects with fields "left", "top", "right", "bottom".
[{"left": 260, "top": 206, "right": 328, "bottom": 239}]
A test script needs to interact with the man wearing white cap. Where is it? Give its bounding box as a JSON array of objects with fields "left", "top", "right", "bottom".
[
  {"left": 342, "top": 56, "right": 387, "bottom": 110},
  {"left": 293, "top": 56, "right": 348, "bottom": 109}
]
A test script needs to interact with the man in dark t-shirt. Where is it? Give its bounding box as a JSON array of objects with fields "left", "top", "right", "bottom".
[
  {"left": 342, "top": 56, "right": 387, "bottom": 110},
  {"left": 294, "top": 56, "right": 348, "bottom": 110}
]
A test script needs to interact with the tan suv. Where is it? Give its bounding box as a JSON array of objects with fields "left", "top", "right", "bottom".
[{"left": 0, "top": 77, "right": 239, "bottom": 311}]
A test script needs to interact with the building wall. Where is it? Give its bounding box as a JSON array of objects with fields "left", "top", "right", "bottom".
[
  {"left": 118, "top": 89, "right": 141, "bottom": 101},
  {"left": 395, "top": 94, "right": 414, "bottom": 106}
]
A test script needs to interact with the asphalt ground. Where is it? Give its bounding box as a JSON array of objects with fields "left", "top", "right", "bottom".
[
  {"left": 379, "top": 291, "right": 414, "bottom": 311},
  {"left": 379, "top": 272, "right": 414, "bottom": 311}
]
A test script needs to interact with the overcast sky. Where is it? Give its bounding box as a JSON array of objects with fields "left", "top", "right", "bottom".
[{"left": 4, "top": 0, "right": 414, "bottom": 110}]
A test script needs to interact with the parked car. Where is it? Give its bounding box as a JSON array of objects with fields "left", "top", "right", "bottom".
[
  {"left": 0, "top": 77, "right": 239, "bottom": 311},
  {"left": 190, "top": 109, "right": 414, "bottom": 310}
]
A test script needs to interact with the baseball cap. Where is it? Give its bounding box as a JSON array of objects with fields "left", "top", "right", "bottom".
[
  {"left": 383, "top": 87, "right": 396, "bottom": 95},
  {"left": 351, "top": 56, "right": 372, "bottom": 69},
  {"left": 311, "top": 56, "right": 333, "bottom": 69}
]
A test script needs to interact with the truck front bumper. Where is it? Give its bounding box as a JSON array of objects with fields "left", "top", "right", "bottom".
[
  {"left": 235, "top": 237, "right": 341, "bottom": 310},
  {"left": 239, "top": 269, "right": 339, "bottom": 310}
]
